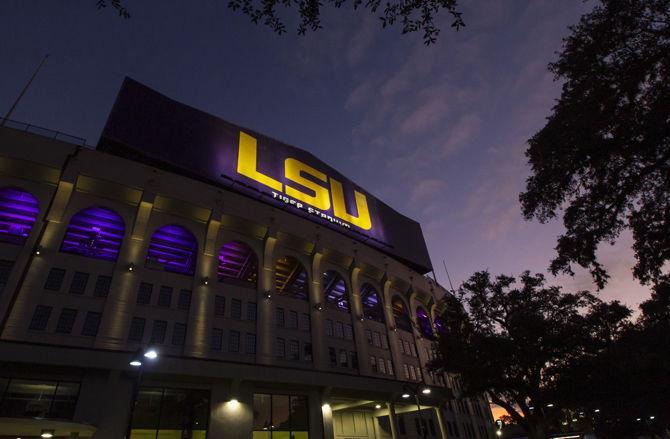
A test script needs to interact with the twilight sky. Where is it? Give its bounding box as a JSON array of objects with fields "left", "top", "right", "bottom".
[{"left": 0, "top": 0, "right": 652, "bottom": 309}]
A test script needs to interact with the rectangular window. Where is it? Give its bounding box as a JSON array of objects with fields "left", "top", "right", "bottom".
[
  {"left": 44, "top": 268, "right": 66, "bottom": 291},
  {"left": 214, "top": 295, "right": 225, "bottom": 316},
  {"left": 210, "top": 328, "right": 223, "bottom": 350},
  {"left": 29, "top": 305, "right": 52, "bottom": 331},
  {"left": 334, "top": 321, "right": 344, "bottom": 338},
  {"left": 137, "top": 282, "right": 153, "bottom": 305},
  {"left": 228, "top": 330, "right": 240, "bottom": 352},
  {"left": 0, "top": 259, "right": 14, "bottom": 295},
  {"left": 339, "top": 349, "right": 348, "bottom": 367},
  {"left": 372, "top": 331, "right": 381, "bottom": 347},
  {"left": 0, "top": 379, "right": 80, "bottom": 419},
  {"left": 399, "top": 339, "right": 405, "bottom": 354},
  {"left": 81, "top": 311, "right": 102, "bottom": 337},
  {"left": 151, "top": 320, "right": 168, "bottom": 344},
  {"left": 246, "top": 333, "right": 256, "bottom": 354},
  {"left": 329, "top": 347, "right": 337, "bottom": 366},
  {"left": 287, "top": 310, "right": 298, "bottom": 328},
  {"left": 304, "top": 343, "right": 312, "bottom": 361},
  {"left": 411, "top": 342, "right": 417, "bottom": 357},
  {"left": 409, "top": 365, "right": 417, "bottom": 381},
  {"left": 275, "top": 307, "right": 285, "bottom": 327},
  {"left": 247, "top": 302, "right": 257, "bottom": 321},
  {"left": 178, "top": 289, "right": 192, "bottom": 310},
  {"left": 172, "top": 323, "right": 187, "bottom": 345},
  {"left": 230, "top": 298, "right": 241, "bottom": 319},
  {"left": 131, "top": 387, "right": 209, "bottom": 438},
  {"left": 300, "top": 313, "right": 311, "bottom": 331},
  {"left": 69, "top": 272, "right": 89, "bottom": 295},
  {"left": 55, "top": 308, "right": 77, "bottom": 334},
  {"left": 325, "top": 319, "right": 334, "bottom": 336},
  {"left": 366, "top": 329, "right": 373, "bottom": 345},
  {"left": 381, "top": 334, "right": 389, "bottom": 350},
  {"left": 275, "top": 338, "right": 285, "bottom": 359},
  {"left": 128, "top": 317, "right": 145, "bottom": 341},
  {"left": 378, "top": 357, "right": 386, "bottom": 374},
  {"left": 369, "top": 355, "right": 377, "bottom": 372},
  {"left": 344, "top": 324, "right": 353, "bottom": 340},
  {"left": 387, "top": 359, "right": 394, "bottom": 376},
  {"left": 403, "top": 364, "right": 410, "bottom": 380},
  {"left": 93, "top": 275, "right": 112, "bottom": 298},
  {"left": 157, "top": 286, "right": 173, "bottom": 307},
  {"left": 252, "top": 393, "right": 309, "bottom": 437},
  {"left": 288, "top": 339, "right": 299, "bottom": 360}
]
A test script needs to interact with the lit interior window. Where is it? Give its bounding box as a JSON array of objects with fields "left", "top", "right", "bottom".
[
  {"left": 0, "top": 187, "right": 39, "bottom": 245},
  {"left": 60, "top": 206, "right": 124, "bottom": 261},
  {"left": 275, "top": 256, "right": 308, "bottom": 300},
  {"left": 416, "top": 306, "right": 433, "bottom": 339},
  {"left": 146, "top": 224, "right": 197, "bottom": 275},
  {"left": 218, "top": 240, "right": 258, "bottom": 287},
  {"left": 392, "top": 296, "right": 413, "bottom": 332},
  {"left": 361, "top": 283, "right": 384, "bottom": 323},
  {"left": 323, "top": 271, "right": 349, "bottom": 312}
]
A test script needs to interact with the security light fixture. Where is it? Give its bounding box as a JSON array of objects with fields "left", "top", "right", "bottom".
[
  {"left": 264, "top": 291, "right": 272, "bottom": 299},
  {"left": 421, "top": 387, "right": 431, "bottom": 395},
  {"left": 375, "top": 404, "right": 381, "bottom": 409},
  {"left": 129, "top": 360, "right": 142, "bottom": 367},
  {"left": 202, "top": 277, "right": 209, "bottom": 285},
  {"left": 40, "top": 430, "right": 54, "bottom": 439},
  {"left": 401, "top": 393, "right": 410, "bottom": 399},
  {"left": 35, "top": 246, "right": 42, "bottom": 255},
  {"left": 144, "top": 349, "right": 158, "bottom": 360},
  {"left": 315, "top": 303, "right": 323, "bottom": 311},
  {"left": 546, "top": 403, "right": 554, "bottom": 408},
  {"left": 594, "top": 409, "right": 600, "bottom": 413},
  {"left": 127, "top": 262, "right": 135, "bottom": 271}
]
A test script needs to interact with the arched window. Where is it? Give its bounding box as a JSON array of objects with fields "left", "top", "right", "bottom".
[
  {"left": 146, "top": 224, "right": 198, "bottom": 275},
  {"left": 275, "top": 256, "right": 308, "bottom": 300},
  {"left": 434, "top": 315, "right": 444, "bottom": 333},
  {"left": 416, "top": 306, "right": 433, "bottom": 339},
  {"left": 323, "top": 270, "right": 349, "bottom": 312},
  {"left": 0, "top": 187, "right": 39, "bottom": 245},
  {"left": 60, "top": 206, "right": 124, "bottom": 261},
  {"left": 392, "top": 296, "right": 412, "bottom": 332},
  {"left": 361, "top": 283, "right": 384, "bottom": 323},
  {"left": 218, "top": 241, "right": 258, "bottom": 287}
]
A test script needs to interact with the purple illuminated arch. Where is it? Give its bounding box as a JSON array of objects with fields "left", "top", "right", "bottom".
[
  {"left": 416, "top": 306, "right": 433, "bottom": 339},
  {"left": 60, "top": 206, "right": 124, "bottom": 261},
  {"left": 218, "top": 240, "right": 258, "bottom": 287},
  {"left": 361, "top": 283, "right": 384, "bottom": 323},
  {"left": 323, "top": 271, "right": 349, "bottom": 312},
  {"left": 392, "top": 296, "right": 413, "bottom": 332},
  {"left": 434, "top": 315, "right": 444, "bottom": 333},
  {"left": 275, "top": 256, "right": 308, "bottom": 300},
  {"left": 146, "top": 224, "right": 198, "bottom": 275},
  {"left": 0, "top": 187, "right": 39, "bottom": 245}
]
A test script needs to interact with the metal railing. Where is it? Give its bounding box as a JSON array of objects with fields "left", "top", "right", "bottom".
[{"left": 0, "top": 118, "right": 88, "bottom": 146}]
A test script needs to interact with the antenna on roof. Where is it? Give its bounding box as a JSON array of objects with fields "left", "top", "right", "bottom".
[
  {"left": 442, "top": 259, "right": 455, "bottom": 293},
  {"left": 1, "top": 54, "right": 49, "bottom": 127}
]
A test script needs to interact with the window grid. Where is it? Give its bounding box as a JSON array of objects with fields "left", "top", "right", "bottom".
[
  {"left": 245, "top": 333, "right": 256, "bottom": 354},
  {"left": 55, "top": 308, "right": 77, "bottom": 334},
  {"left": 178, "top": 289, "right": 191, "bottom": 310},
  {"left": 158, "top": 286, "right": 173, "bottom": 307},
  {"left": 275, "top": 338, "right": 285, "bottom": 359},
  {"left": 93, "top": 275, "right": 112, "bottom": 298},
  {"left": 229, "top": 330, "right": 240, "bottom": 352},
  {"left": 81, "top": 312, "right": 101, "bottom": 337},
  {"left": 214, "top": 295, "right": 225, "bottom": 317},
  {"left": 128, "top": 317, "right": 146, "bottom": 341},
  {"left": 69, "top": 272, "right": 89, "bottom": 295},
  {"left": 44, "top": 268, "right": 66, "bottom": 291},
  {"left": 230, "top": 298, "right": 241, "bottom": 319},
  {"left": 151, "top": 320, "right": 168, "bottom": 344},
  {"left": 136, "top": 282, "right": 153, "bottom": 305},
  {"left": 172, "top": 323, "right": 187, "bottom": 346},
  {"left": 246, "top": 302, "right": 257, "bottom": 321},
  {"left": 210, "top": 328, "right": 223, "bottom": 351},
  {"left": 29, "top": 305, "right": 52, "bottom": 331}
]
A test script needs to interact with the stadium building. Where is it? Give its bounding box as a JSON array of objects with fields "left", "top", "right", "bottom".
[{"left": 0, "top": 79, "right": 495, "bottom": 439}]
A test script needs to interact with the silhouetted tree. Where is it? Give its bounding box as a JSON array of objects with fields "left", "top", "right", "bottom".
[
  {"left": 95, "top": 0, "right": 463, "bottom": 44},
  {"left": 431, "top": 271, "right": 631, "bottom": 439},
  {"left": 520, "top": 0, "right": 670, "bottom": 288}
]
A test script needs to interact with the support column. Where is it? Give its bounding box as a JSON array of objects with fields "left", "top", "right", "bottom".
[
  {"left": 258, "top": 232, "right": 277, "bottom": 365},
  {"left": 387, "top": 402, "right": 399, "bottom": 439},
  {"left": 434, "top": 406, "right": 448, "bottom": 439}
]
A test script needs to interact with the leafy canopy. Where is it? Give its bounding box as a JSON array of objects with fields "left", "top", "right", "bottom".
[
  {"left": 96, "top": 0, "right": 464, "bottom": 45},
  {"left": 520, "top": 0, "right": 670, "bottom": 288},
  {"left": 432, "top": 271, "right": 631, "bottom": 439}
]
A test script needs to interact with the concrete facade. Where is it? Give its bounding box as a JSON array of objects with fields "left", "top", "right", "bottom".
[{"left": 0, "top": 125, "right": 495, "bottom": 438}]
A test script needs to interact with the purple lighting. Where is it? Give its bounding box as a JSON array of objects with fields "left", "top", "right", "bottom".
[
  {"left": 323, "top": 271, "right": 349, "bottom": 312},
  {"left": 392, "top": 296, "right": 413, "bottom": 332},
  {"left": 218, "top": 241, "right": 258, "bottom": 287},
  {"left": 361, "top": 283, "right": 384, "bottom": 323},
  {"left": 416, "top": 307, "right": 433, "bottom": 339},
  {"left": 60, "top": 206, "right": 124, "bottom": 261},
  {"left": 275, "top": 256, "right": 308, "bottom": 300},
  {"left": 146, "top": 224, "right": 198, "bottom": 275},
  {"left": 0, "top": 187, "right": 39, "bottom": 245},
  {"left": 434, "top": 315, "right": 444, "bottom": 333}
]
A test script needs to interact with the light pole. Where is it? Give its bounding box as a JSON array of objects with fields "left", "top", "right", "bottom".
[
  {"left": 124, "top": 347, "right": 159, "bottom": 439},
  {"left": 401, "top": 383, "right": 432, "bottom": 439}
]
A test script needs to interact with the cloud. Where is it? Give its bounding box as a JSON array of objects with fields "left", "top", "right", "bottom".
[{"left": 409, "top": 178, "right": 448, "bottom": 205}]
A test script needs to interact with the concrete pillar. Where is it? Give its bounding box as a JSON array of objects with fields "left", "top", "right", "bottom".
[
  {"left": 349, "top": 265, "right": 372, "bottom": 375},
  {"left": 383, "top": 279, "right": 404, "bottom": 380},
  {"left": 90, "top": 370, "right": 134, "bottom": 439},
  {"left": 321, "top": 403, "right": 335, "bottom": 439},
  {"left": 387, "top": 402, "right": 399, "bottom": 439},
  {"left": 309, "top": 250, "right": 327, "bottom": 371},
  {"left": 308, "top": 389, "right": 326, "bottom": 439},
  {"left": 209, "top": 380, "right": 253, "bottom": 439},
  {"left": 258, "top": 233, "right": 277, "bottom": 365},
  {"left": 434, "top": 406, "right": 448, "bottom": 439}
]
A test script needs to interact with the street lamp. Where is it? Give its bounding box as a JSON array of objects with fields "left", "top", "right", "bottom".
[
  {"left": 400, "top": 383, "right": 433, "bottom": 439},
  {"left": 125, "top": 347, "right": 159, "bottom": 439}
]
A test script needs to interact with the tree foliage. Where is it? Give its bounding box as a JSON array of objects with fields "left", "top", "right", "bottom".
[
  {"left": 431, "top": 271, "right": 632, "bottom": 439},
  {"left": 520, "top": 0, "right": 670, "bottom": 288},
  {"left": 95, "top": 0, "right": 463, "bottom": 45}
]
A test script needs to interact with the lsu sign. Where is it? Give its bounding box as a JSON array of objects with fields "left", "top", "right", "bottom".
[
  {"left": 236, "top": 131, "right": 371, "bottom": 231},
  {"left": 99, "top": 77, "right": 433, "bottom": 273}
]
